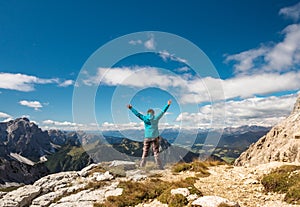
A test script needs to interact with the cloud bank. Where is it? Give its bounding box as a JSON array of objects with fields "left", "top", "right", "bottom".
[{"left": 0, "top": 73, "right": 73, "bottom": 92}]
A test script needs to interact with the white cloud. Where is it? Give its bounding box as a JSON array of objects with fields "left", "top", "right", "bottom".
[
  {"left": 264, "top": 24, "right": 300, "bottom": 71},
  {"left": 176, "top": 94, "right": 297, "bottom": 127},
  {"left": 0, "top": 112, "right": 13, "bottom": 122},
  {"left": 0, "top": 73, "right": 58, "bottom": 92},
  {"left": 144, "top": 35, "right": 155, "bottom": 50},
  {"left": 0, "top": 112, "right": 11, "bottom": 118},
  {"left": 222, "top": 71, "right": 300, "bottom": 99},
  {"left": 175, "top": 67, "right": 191, "bottom": 73},
  {"left": 83, "top": 66, "right": 187, "bottom": 90},
  {"left": 0, "top": 72, "right": 74, "bottom": 92},
  {"left": 225, "top": 23, "right": 300, "bottom": 74},
  {"left": 128, "top": 36, "right": 155, "bottom": 50},
  {"left": 101, "top": 121, "right": 143, "bottom": 131},
  {"left": 19, "top": 100, "right": 43, "bottom": 110},
  {"left": 83, "top": 66, "right": 300, "bottom": 104},
  {"left": 225, "top": 47, "right": 268, "bottom": 74},
  {"left": 43, "top": 119, "right": 78, "bottom": 126},
  {"left": 159, "top": 50, "right": 188, "bottom": 64},
  {"left": 58, "top": 80, "right": 74, "bottom": 87},
  {"left": 42, "top": 119, "right": 87, "bottom": 131},
  {"left": 129, "top": 39, "right": 142, "bottom": 45},
  {"left": 279, "top": 2, "right": 300, "bottom": 21},
  {"left": 100, "top": 121, "right": 179, "bottom": 132}
]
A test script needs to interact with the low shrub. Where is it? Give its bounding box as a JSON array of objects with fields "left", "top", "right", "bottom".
[
  {"left": 261, "top": 165, "right": 300, "bottom": 204},
  {"left": 168, "top": 194, "right": 188, "bottom": 207},
  {"left": 171, "top": 160, "right": 223, "bottom": 176},
  {"left": 96, "top": 177, "right": 202, "bottom": 207}
]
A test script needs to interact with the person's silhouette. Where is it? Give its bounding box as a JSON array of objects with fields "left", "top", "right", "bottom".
[{"left": 127, "top": 100, "right": 171, "bottom": 169}]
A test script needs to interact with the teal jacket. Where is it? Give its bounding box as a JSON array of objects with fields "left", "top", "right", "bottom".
[{"left": 130, "top": 104, "right": 170, "bottom": 138}]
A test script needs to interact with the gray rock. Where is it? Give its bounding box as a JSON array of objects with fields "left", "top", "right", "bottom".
[
  {"left": 192, "top": 196, "right": 240, "bottom": 207},
  {"left": 126, "top": 170, "right": 147, "bottom": 181},
  {"left": 93, "top": 171, "right": 114, "bottom": 181},
  {"left": 187, "top": 194, "right": 199, "bottom": 201},
  {"left": 109, "top": 160, "right": 136, "bottom": 170},
  {"left": 0, "top": 185, "right": 41, "bottom": 207},
  {"left": 33, "top": 171, "right": 79, "bottom": 193},
  {"left": 0, "top": 191, "right": 7, "bottom": 199},
  {"left": 171, "top": 188, "right": 190, "bottom": 197},
  {"left": 47, "top": 181, "right": 120, "bottom": 207},
  {"left": 235, "top": 94, "right": 300, "bottom": 166},
  {"left": 78, "top": 163, "right": 98, "bottom": 177}
]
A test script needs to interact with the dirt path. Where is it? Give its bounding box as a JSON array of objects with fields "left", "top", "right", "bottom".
[{"left": 194, "top": 163, "right": 300, "bottom": 207}]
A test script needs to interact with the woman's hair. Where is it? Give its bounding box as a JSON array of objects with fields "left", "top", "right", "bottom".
[{"left": 147, "top": 109, "right": 154, "bottom": 114}]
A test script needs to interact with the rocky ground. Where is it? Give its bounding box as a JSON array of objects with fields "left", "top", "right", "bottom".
[
  {"left": 0, "top": 161, "right": 299, "bottom": 207},
  {"left": 194, "top": 162, "right": 300, "bottom": 207}
]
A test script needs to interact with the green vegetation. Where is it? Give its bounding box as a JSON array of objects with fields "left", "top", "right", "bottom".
[
  {"left": 87, "top": 163, "right": 130, "bottom": 178},
  {"left": 157, "top": 177, "right": 202, "bottom": 204},
  {"left": 218, "top": 204, "right": 234, "bottom": 207},
  {"left": 191, "top": 145, "right": 245, "bottom": 164},
  {"left": 0, "top": 185, "right": 23, "bottom": 192},
  {"left": 45, "top": 145, "right": 91, "bottom": 173},
  {"left": 95, "top": 177, "right": 202, "bottom": 207},
  {"left": 166, "top": 194, "right": 188, "bottom": 207},
  {"left": 261, "top": 165, "right": 300, "bottom": 204},
  {"left": 171, "top": 160, "right": 223, "bottom": 177}
]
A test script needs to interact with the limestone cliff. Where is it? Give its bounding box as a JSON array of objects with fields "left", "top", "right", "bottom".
[{"left": 235, "top": 94, "right": 300, "bottom": 166}]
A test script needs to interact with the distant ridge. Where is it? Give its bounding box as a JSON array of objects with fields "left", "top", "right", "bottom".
[{"left": 235, "top": 94, "right": 300, "bottom": 166}]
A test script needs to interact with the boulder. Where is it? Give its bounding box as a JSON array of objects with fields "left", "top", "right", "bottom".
[
  {"left": 93, "top": 171, "right": 114, "bottom": 181},
  {"left": 0, "top": 185, "right": 41, "bottom": 207},
  {"left": 192, "top": 196, "right": 240, "bottom": 207},
  {"left": 171, "top": 188, "right": 190, "bottom": 197}
]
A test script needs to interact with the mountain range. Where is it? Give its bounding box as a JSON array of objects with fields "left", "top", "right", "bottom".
[{"left": 0, "top": 117, "right": 270, "bottom": 187}]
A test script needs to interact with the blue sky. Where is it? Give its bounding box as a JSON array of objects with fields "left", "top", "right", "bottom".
[{"left": 1, "top": 0, "right": 300, "bottom": 131}]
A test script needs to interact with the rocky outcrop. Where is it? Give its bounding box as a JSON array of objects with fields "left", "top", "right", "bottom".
[
  {"left": 2, "top": 160, "right": 297, "bottom": 207},
  {"left": 235, "top": 94, "right": 300, "bottom": 166},
  {"left": 0, "top": 185, "right": 42, "bottom": 207},
  {"left": 0, "top": 160, "right": 240, "bottom": 207},
  {"left": 293, "top": 94, "right": 300, "bottom": 114},
  {"left": 48, "top": 130, "right": 81, "bottom": 147},
  {"left": 0, "top": 161, "right": 145, "bottom": 207},
  {"left": 0, "top": 118, "right": 53, "bottom": 162},
  {"left": 0, "top": 118, "right": 94, "bottom": 185},
  {"left": 0, "top": 118, "right": 54, "bottom": 186},
  {"left": 0, "top": 157, "right": 48, "bottom": 185}
]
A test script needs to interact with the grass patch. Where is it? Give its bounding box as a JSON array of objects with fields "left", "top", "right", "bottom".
[
  {"left": 148, "top": 173, "right": 163, "bottom": 178},
  {"left": 87, "top": 165, "right": 106, "bottom": 176},
  {"left": 261, "top": 165, "right": 300, "bottom": 204},
  {"left": 167, "top": 194, "right": 188, "bottom": 207},
  {"left": 95, "top": 177, "right": 202, "bottom": 207},
  {"left": 157, "top": 177, "right": 202, "bottom": 205},
  {"left": 218, "top": 204, "right": 234, "bottom": 207},
  {"left": 0, "top": 185, "right": 23, "bottom": 192},
  {"left": 171, "top": 160, "right": 223, "bottom": 177}
]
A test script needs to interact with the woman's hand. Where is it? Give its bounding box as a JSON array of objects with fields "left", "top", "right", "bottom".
[
  {"left": 127, "top": 104, "right": 132, "bottom": 109},
  {"left": 167, "top": 100, "right": 172, "bottom": 105}
]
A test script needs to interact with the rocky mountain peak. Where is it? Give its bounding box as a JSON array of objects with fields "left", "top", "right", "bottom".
[
  {"left": 6, "top": 117, "right": 38, "bottom": 134},
  {"left": 292, "top": 93, "right": 300, "bottom": 114},
  {"left": 234, "top": 95, "right": 300, "bottom": 166},
  {"left": 0, "top": 118, "right": 52, "bottom": 162}
]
